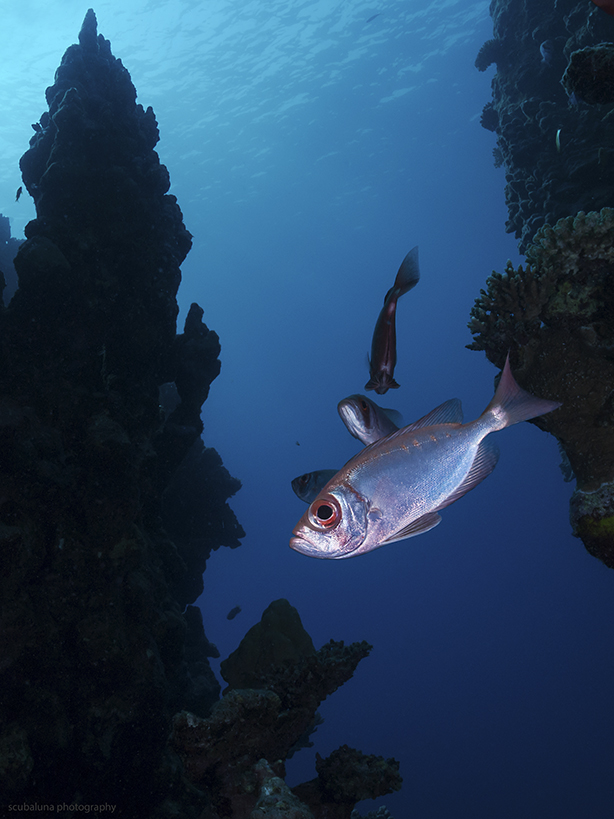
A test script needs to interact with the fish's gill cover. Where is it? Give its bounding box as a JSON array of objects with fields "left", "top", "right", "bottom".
[{"left": 0, "top": 9, "right": 244, "bottom": 815}]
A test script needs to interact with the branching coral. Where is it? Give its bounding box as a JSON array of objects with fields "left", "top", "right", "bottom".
[
  {"left": 475, "top": 38, "right": 504, "bottom": 72},
  {"left": 468, "top": 208, "right": 614, "bottom": 567}
]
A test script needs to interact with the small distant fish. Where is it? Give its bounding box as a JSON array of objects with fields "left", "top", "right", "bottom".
[
  {"left": 337, "top": 394, "right": 402, "bottom": 445},
  {"left": 366, "top": 13, "right": 380, "bottom": 23},
  {"left": 590, "top": 0, "right": 614, "bottom": 18},
  {"left": 292, "top": 469, "right": 338, "bottom": 504},
  {"left": 365, "top": 246, "right": 420, "bottom": 395},
  {"left": 290, "top": 355, "right": 560, "bottom": 559},
  {"left": 227, "top": 605, "right": 242, "bottom": 620},
  {"left": 15, "top": 186, "right": 22, "bottom": 202},
  {"left": 539, "top": 40, "right": 554, "bottom": 65}
]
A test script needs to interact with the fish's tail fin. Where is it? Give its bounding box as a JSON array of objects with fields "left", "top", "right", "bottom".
[
  {"left": 393, "top": 245, "right": 420, "bottom": 297},
  {"left": 485, "top": 354, "right": 561, "bottom": 430},
  {"left": 364, "top": 375, "right": 400, "bottom": 394}
]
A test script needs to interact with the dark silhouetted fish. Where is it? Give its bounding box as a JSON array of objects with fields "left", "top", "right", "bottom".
[
  {"left": 227, "top": 605, "right": 242, "bottom": 620},
  {"left": 366, "top": 13, "right": 380, "bottom": 23},
  {"left": 292, "top": 470, "right": 337, "bottom": 503},
  {"left": 365, "top": 246, "right": 419, "bottom": 395}
]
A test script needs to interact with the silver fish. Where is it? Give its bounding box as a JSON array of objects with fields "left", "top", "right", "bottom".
[
  {"left": 337, "top": 394, "right": 402, "bottom": 445},
  {"left": 290, "top": 356, "right": 560, "bottom": 559},
  {"left": 291, "top": 469, "right": 338, "bottom": 504},
  {"left": 365, "top": 246, "right": 420, "bottom": 395},
  {"left": 293, "top": 397, "right": 403, "bottom": 504}
]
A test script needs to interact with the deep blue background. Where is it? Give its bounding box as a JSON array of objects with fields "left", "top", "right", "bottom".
[{"left": 1, "top": 2, "right": 613, "bottom": 816}]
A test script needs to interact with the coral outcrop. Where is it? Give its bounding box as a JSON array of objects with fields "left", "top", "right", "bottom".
[
  {"left": 172, "top": 599, "right": 399, "bottom": 818},
  {"left": 220, "top": 598, "right": 316, "bottom": 690},
  {"left": 476, "top": 0, "right": 614, "bottom": 251},
  {"left": 0, "top": 9, "right": 242, "bottom": 815},
  {"left": 293, "top": 746, "right": 402, "bottom": 819},
  {"left": 468, "top": 208, "right": 614, "bottom": 567},
  {"left": 351, "top": 809, "right": 395, "bottom": 819}
]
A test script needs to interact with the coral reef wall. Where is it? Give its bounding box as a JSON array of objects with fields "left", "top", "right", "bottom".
[
  {"left": 472, "top": 2, "right": 614, "bottom": 568},
  {"left": 0, "top": 9, "right": 242, "bottom": 815},
  {"left": 476, "top": 0, "right": 614, "bottom": 252}
]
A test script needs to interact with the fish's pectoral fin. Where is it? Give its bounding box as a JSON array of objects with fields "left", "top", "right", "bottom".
[
  {"left": 379, "top": 511, "right": 442, "bottom": 544},
  {"left": 434, "top": 438, "right": 500, "bottom": 512},
  {"left": 382, "top": 407, "right": 403, "bottom": 426}
]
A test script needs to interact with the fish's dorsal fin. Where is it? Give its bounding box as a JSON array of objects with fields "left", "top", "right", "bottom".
[
  {"left": 403, "top": 398, "right": 463, "bottom": 431},
  {"left": 433, "top": 438, "right": 500, "bottom": 512},
  {"left": 379, "top": 511, "right": 442, "bottom": 544},
  {"left": 356, "top": 398, "right": 463, "bottom": 456}
]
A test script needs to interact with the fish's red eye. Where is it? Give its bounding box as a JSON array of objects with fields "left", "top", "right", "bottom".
[{"left": 308, "top": 494, "right": 342, "bottom": 530}]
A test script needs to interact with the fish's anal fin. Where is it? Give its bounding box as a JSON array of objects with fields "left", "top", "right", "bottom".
[
  {"left": 434, "top": 438, "right": 500, "bottom": 512},
  {"left": 380, "top": 511, "right": 442, "bottom": 544}
]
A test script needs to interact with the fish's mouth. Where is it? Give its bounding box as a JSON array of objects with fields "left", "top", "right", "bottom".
[
  {"left": 290, "top": 533, "right": 339, "bottom": 559},
  {"left": 289, "top": 534, "right": 320, "bottom": 557}
]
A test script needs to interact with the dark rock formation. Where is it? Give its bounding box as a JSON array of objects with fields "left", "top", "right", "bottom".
[
  {"left": 0, "top": 214, "right": 21, "bottom": 303},
  {"left": 220, "top": 598, "right": 316, "bottom": 690},
  {"left": 476, "top": 0, "right": 614, "bottom": 251},
  {"left": 1, "top": 10, "right": 401, "bottom": 817},
  {"left": 0, "top": 9, "right": 242, "bottom": 816},
  {"left": 162, "top": 436, "right": 245, "bottom": 608}
]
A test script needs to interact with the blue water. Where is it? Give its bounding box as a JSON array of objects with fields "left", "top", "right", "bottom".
[{"left": 2, "top": 2, "right": 614, "bottom": 817}]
